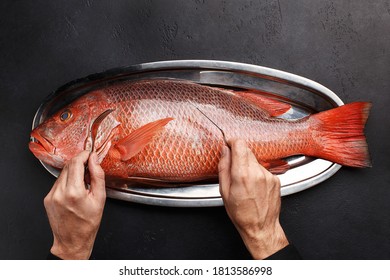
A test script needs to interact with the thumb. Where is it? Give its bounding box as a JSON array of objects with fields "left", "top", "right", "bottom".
[{"left": 88, "top": 152, "right": 106, "bottom": 200}]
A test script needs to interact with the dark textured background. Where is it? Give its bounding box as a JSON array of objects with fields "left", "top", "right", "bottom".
[{"left": 1, "top": 0, "right": 389, "bottom": 260}]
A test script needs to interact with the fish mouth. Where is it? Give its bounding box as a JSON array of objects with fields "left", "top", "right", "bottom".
[{"left": 30, "top": 130, "right": 56, "bottom": 154}]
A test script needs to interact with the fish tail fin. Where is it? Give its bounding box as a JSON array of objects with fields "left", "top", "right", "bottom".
[{"left": 308, "top": 102, "right": 372, "bottom": 167}]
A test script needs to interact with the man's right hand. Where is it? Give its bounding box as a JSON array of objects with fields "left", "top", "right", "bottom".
[
  {"left": 218, "top": 139, "right": 289, "bottom": 259},
  {"left": 44, "top": 151, "right": 106, "bottom": 260}
]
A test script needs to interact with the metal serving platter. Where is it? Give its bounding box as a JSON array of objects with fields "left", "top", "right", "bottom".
[{"left": 32, "top": 60, "right": 344, "bottom": 207}]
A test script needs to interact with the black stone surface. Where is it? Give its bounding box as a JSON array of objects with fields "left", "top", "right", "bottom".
[{"left": 1, "top": 0, "right": 389, "bottom": 259}]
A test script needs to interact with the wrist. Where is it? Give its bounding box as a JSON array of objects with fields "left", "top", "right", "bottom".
[
  {"left": 51, "top": 239, "right": 93, "bottom": 260},
  {"left": 240, "top": 223, "right": 289, "bottom": 260}
]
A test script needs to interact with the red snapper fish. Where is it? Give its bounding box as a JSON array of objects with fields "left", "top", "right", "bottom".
[{"left": 29, "top": 79, "right": 371, "bottom": 184}]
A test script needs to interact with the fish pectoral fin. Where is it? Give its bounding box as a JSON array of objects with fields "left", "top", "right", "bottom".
[
  {"left": 114, "top": 117, "right": 174, "bottom": 161},
  {"left": 261, "top": 159, "right": 290, "bottom": 174},
  {"left": 235, "top": 91, "right": 291, "bottom": 117}
]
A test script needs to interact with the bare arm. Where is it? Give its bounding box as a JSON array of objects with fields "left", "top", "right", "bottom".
[
  {"left": 44, "top": 151, "right": 106, "bottom": 260},
  {"left": 218, "top": 139, "right": 289, "bottom": 259}
]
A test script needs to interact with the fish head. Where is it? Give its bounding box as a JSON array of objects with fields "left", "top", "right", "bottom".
[{"left": 29, "top": 92, "right": 108, "bottom": 168}]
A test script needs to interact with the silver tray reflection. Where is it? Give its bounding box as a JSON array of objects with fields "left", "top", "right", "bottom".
[{"left": 32, "top": 60, "right": 343, "bottom": 207}]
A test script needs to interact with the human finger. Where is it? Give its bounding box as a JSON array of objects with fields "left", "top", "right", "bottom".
[
  {"left": 229, "top": 139, "right": 250, "bottom": 184},
  {"left": 66, "top": 151, "right": 90, "bottom": 190},
  {"left": 87, "top": 152, "right": 106, "bottom": 200},
  {"left": 218, "top": 145, "right": 232, "bottom": 199},
  {"left": 47, "top": 163, "right": 70, "bottom": 196}
]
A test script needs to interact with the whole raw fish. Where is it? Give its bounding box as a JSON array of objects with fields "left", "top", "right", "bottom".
[{"left": 29, "top": 79, "right": 371, "bottom": 184}]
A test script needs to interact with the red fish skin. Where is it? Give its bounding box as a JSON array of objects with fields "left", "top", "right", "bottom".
[
  {"left": 29, "top": 79, "right": 370, "bottom": 183},
  {"left": 95, "top": 80, "right": 313, "bottom": 181}
]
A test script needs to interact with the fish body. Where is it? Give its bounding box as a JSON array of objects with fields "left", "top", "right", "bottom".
[{"left": 29, "top": 79, "right": 371, "bottom": 183}]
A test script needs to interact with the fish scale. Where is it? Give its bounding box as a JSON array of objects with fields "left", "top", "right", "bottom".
[
  {"left": 29, "top": 79, "right": 371, "bottom": 184},
  {"left": 99, "top": 80, "right": 310, "bottom": 180}
]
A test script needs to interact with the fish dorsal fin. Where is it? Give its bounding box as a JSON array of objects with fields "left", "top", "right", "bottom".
[
  {"left": 114, "top": 117, "right": 174, "bottom": 161},
  {"left": 235, "top": 91, "right": 291, "bottom": 117}
]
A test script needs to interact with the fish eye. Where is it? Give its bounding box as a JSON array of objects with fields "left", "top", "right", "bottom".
[{"left": 60, "top": 109, "right": 72, "bottom": 121}]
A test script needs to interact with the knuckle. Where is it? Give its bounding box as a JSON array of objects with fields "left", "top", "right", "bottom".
[
  {"left": 65, "top": 189, "right": 82, "bottom": 203},
  {"left": 245, "top": 170, "right": 264, "bottom": 187},
  {"left": 233, "top": 171, "right": 248, "bottom": 184},
  {"left": 264, "top": 171, "right": 275, "bottom": 182},
  {"left": 51, "top": 193, "right": 63, "bottom": 206},
  {"left": 266, "top": 173, "right": 279, "bottom": 187},
  {"left": 254, "top": 175, "right": 266, "bottom": 187},
  {"left": 43, "top": 195, "right": 51, "bottom": 208}
]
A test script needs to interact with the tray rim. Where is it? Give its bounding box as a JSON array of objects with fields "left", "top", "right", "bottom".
[{"left": 32, "top": 59, "right": 344, "bottom": 207}]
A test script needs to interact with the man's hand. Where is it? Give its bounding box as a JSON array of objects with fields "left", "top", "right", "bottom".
[
  {"left": 44, "top": 151, "right": 106, "bottom": 260},
  {"left": 218, "top": 139, "right": 289, "bottom": 259}
]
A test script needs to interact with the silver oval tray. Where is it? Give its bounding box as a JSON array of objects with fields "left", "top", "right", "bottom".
[{"left": 32, "top": 60, "right": 344, "bottom": 207}]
